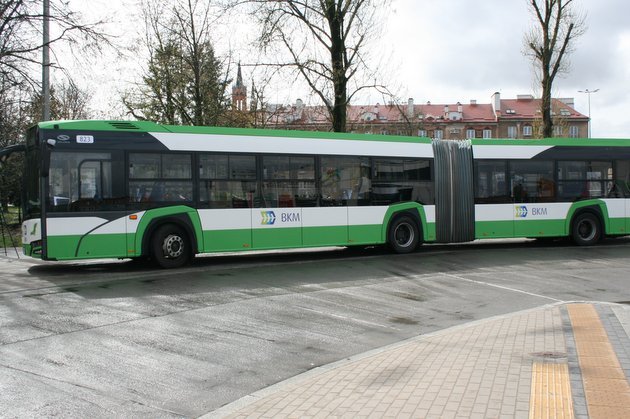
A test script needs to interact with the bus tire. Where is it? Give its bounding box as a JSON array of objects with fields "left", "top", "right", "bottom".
[
  {"left": 151, "top": 224, "right": 191, "bottom": 268},
  {"left": 388, "top": 215, "right": 420, "bottom": 254},
  {"left": 571, "top": 212, "right": 602, "bottom": 246}
]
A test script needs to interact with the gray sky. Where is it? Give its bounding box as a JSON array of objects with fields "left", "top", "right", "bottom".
[
  {"left": 381, "top": 0, "right": 630, "bottom": 138},
  {"left": 69, "top": 0, "right": 629, "bottom": 138}
]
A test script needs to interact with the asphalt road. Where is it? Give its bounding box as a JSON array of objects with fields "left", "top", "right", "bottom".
[{"left": 1, "top": 238, "right": 630, "bottom": 417}]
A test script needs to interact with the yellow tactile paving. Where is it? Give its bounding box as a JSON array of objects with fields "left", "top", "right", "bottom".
[
  {"left": 568, "top": 303, "right": 630, "bottom": 419},
  {"left": 529, "top": 361, "right": 574, "bottom": 419}
]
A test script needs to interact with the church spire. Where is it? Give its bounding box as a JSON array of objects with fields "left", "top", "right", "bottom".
[
  {"left": 236, "top": 62, "right": 244, "bottom": 88},
  {"left": 232, "top": 62, "right": 247, "bottom": 111}
]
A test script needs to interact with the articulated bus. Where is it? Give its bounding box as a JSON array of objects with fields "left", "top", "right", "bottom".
[{"left": 5, "top": 120, "right": 630, "bottom": 268}]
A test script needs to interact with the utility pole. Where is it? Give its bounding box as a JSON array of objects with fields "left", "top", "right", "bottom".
[{"left": 42, "top": 0, "right": 50, "bottom": 121}]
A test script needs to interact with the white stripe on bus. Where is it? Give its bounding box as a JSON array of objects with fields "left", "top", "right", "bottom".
[
  {"left": 151, "top": 132, "right": 435, "bottom": 158},
  {"left": 473, "top": 145, "right": 552, "bottom": 159}
]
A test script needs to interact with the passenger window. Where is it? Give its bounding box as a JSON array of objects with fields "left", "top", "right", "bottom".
[
  {"left": 373, "top": 158, "right": 433, "bottom": 205},
  {"left": 199, "top": 154, "right": 258, "bottom": 208},
  {"left": 474, "top": 160, "right": 509, "bottom": 204},
  {"left": 129, "top": 153, "right": 192, "bottom": 205},
  {"left": 262, "top": 156, "right": 316, "bottom": 207},
  {"left": 321, "top": 157, "right": 370, "bottom": 206},
  {"left": 510, "top": 160, "right": 555, "bottom": 203},
  {"left": 557, "top": 161, "right": 613, "bottom": 201},
  {"left": 613, "top": 160, "right": 630, "bottom": 198}
]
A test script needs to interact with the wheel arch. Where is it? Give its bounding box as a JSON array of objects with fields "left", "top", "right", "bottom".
[
  {"left": 566, "top": 202, "right": 608, "bottom": 237},
  {"left": 137, "top": 210, "right": 202, "bottom": 258},
  {"left": 382, "top": 204, "right": 426, "bottom": 244}
]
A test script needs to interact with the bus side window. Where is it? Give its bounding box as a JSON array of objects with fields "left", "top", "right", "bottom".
[
  {"left": 474, "top": 160, "right": 509, "bottom": 204},
  {"left": 615, "top": 160, "right": 630, "bottom": 197},
  {"left": 510, "top": 160, "right": 554, "bottom": 203}
]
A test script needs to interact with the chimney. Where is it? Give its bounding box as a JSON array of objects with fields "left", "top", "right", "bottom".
[
  {"left": 444, "top": 105, "right": 449, "bottom": 114},
  {"left": 407, "top": 98, "right": 414, "bottom": 118},
  {"left": 457, "top": 102, "right": 463, "bottom": 113},
  {"left": 470, "top": 99, "right": 477, "bottom": 105},
  {"left": 491, "top": 92, "right": 501, "bottom": 114}
]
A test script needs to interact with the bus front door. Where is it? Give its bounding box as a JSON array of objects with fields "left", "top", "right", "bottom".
[{"left": 74, "top": 159, "right": 127, "bottom": 259}]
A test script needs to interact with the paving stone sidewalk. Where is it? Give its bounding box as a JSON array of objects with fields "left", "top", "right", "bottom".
[{"left": 207, "top": 302, "right": 630, "bottom": 419}]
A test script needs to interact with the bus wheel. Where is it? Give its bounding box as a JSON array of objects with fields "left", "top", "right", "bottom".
[
  {"left": 151, "top": 224, "right": 191, "bottom": 268},
  {"left": 388, "top": 216, "right": 420, "bottom": 254},
  {"left": 571, "top": 213, "right": 602, "bottom": 246}
]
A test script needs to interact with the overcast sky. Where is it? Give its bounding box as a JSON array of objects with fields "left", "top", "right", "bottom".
[{"left": 70, "top": 0, "right": 630, "bottom": 138}]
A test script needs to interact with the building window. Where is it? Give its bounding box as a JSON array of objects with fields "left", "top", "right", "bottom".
[
  {"left": 434, "top": 129, "right": 443, "bottom": 139},
  {"left": 418, "top": 129, "right": 427, "bottom": 137},
  {"left": 466, "top": 129, "right": 476, "bottom": 139},
  {"left": 569, "top": 126, "right": 579, "bottom": 138},
  {"left": 523, "top": 125, "right": 533, "bottom": 137},
  {"left": 554, "top": 125, "right": 564, "bottom": 137},
  {"left": 507, "top": 126, "right": 517, "bottom": 139},
  {"left": 483, "top": 129, "right": 492, "bottom": 139}
]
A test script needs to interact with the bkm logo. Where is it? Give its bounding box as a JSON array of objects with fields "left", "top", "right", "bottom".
[
  {"left": 515, "top": 206, "right": 528, "bottom": 218},
  {"left": 261, "top": 211, "right": 276, "bottom": 225}
]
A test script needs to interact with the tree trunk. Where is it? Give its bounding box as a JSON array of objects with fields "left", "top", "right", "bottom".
[
  {"left": 327, "top": 2, "right": 347, "bottom": 133},
  {"left": 541, "top": 75, "right": 553, "bottom": 138}
]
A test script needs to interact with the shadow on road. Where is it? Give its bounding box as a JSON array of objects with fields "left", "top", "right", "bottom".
[{"left": 14, "top": 236, "right": 629, "bottom": 301}]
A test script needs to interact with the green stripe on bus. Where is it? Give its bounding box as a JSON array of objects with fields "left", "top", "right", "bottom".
[
  {"left": 474, "top": 221, "right": 514, "bottom": 239},
  {"left": 47, "top": 234, "right": 127, "bottom": 259}
]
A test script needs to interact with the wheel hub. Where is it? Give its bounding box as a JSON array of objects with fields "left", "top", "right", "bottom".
[
  {"left": 578, "top": 221, "right": 595, "bottom": 241},
  {"left": 163, "top": 234, "right": 184, "bottom": 258},
  {"left": 395, "top": 223, "right": 414, "bottom": 247}
]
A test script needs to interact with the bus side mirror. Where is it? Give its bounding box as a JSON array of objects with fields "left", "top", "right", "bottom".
[
  {"left": 41, "top": 139, "right": 56, "bottom": 177},
  {"left": 0, "top": 143, "right": 26, "bottom": 168}
]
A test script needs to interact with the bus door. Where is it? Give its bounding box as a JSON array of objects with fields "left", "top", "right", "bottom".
[
  {"left": 75, "top": 158, "right": 127, "bottom": 257},
  {"left": 473, "top": 160, "right": 514, "bottom": 239},
  {"left": 46, "top": 151, "right": 127, "bottom": 259}
]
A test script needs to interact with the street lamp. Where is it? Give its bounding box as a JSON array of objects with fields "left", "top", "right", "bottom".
[{"left": 578, "top": 88, "right": 599, "bottom": 138}]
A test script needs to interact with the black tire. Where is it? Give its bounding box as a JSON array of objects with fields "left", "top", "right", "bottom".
[
  {"left": 388, "top": 215, "right": 420, "bottom": 254},
  {"left": 571, "top": 212, "right": 602, "bottom": 246},
  {"left": 151, "top": 224, "right": 191, "bottom": 268}
]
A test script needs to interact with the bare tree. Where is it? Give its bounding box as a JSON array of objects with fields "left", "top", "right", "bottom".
[
  {"left": 0, "top": 0, "right": 110, "bottom": 89},
  {"left": 235, "top": 0, "right": 390, "bottom": 132},
  {"left": 523, "top": 0, "right": 586, "bottom": 138}
]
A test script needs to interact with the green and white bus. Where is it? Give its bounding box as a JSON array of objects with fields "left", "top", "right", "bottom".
[{"left": 6, "top": 120, "right": 630, "bottom": 268}]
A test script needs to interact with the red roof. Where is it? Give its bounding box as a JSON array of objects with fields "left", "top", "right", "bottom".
[
  {"left": 263, "top": 96, "right": 587, "bottom": 126},
  {"left": 499, "top": 98, "right": 587, "bottom": 119}
]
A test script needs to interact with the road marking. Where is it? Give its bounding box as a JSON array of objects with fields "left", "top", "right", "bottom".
[
  {"left": 440, "top": 273, "right": 563, "bottom": 302},
  {"left": 567, "top": 304, "right": 630, "bottom": 418}
]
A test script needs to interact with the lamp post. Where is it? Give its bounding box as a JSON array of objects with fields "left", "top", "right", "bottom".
[
  {"left": 578, "top": 88, "right": 599, "bottom": 138},
  {"left": 42, "top": 0, "right": 50, "bottom": 121}
]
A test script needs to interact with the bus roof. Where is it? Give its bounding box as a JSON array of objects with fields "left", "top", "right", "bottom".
[
  {"left": 36, "top": 119, "right": 629, "bottom": 147},
  {"left": 36, "top": 120, "right": 433, "bottom": 145}
]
